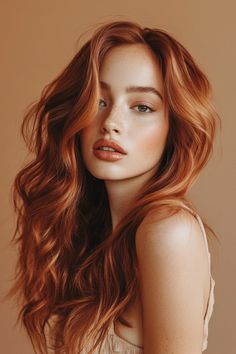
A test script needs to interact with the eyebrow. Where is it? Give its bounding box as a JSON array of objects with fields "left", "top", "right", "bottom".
[{"left": 99, "top": 81, "right": 163, "bottom": 101}]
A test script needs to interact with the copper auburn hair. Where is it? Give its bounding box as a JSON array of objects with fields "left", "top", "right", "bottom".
[{"left": 5, "top": 20, "right": 221, "bottom": 354}]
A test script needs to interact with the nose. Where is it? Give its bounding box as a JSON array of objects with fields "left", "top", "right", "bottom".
[{"left": 100, "top": 106, "right": 123, "bottom": 134}]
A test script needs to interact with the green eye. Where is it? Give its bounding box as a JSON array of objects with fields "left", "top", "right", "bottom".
[
  {"left": 135, "top": 104, "right": 154, "bottom": 113},
  {"left": 98, "top": 100, "right": 154, "bottom": 113}
]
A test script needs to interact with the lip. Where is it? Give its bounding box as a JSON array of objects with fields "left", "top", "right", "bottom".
[
  {"left": 93, "top": 149, "right": 126, "bottom": 161},
  {"left": 93, "top": 138, "right": 127, "bottom": 155}
]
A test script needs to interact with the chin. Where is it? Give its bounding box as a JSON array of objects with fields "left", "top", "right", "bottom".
[
  {"left": 90, "top": 169, "right": 129, "bottom": 181},
  {"left": 86, "top": 168, "right": 116, "bottom": 180}
]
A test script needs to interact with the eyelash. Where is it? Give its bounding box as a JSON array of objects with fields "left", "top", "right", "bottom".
[{"left": 98, "top": 99, "right": 154, "bottom": 113}]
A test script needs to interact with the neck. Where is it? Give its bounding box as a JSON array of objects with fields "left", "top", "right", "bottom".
[{"left": 104, "top": 169, "right": 155, "bottom": 231}]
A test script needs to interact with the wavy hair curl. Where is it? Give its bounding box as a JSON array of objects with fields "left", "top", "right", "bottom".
[{"left": 5, "top": 20, "right": 221, "bottom": 354}]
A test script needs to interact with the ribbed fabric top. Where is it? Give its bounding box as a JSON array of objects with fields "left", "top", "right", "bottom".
[{"left": 82, "top": 212, "right": 215, "bottom": 353}]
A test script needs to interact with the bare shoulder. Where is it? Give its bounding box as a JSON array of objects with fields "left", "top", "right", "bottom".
[
  {"left": 136, "top": 208, "right": 209, "bottom": 265},
  {"left": 135, "top": 209, "right": 210, "bottom": 354}
]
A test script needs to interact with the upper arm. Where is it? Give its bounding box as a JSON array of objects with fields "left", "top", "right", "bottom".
[{"left": 135, "top": 209, "right": 210, "bottom": 354}]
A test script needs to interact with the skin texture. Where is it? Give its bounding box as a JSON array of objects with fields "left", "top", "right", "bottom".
[
  {"left": 80, "top": 43, "right": 169, "bottom": 230},
  {"left": 135, "top": 209, "right": 211, "bottom": 353},
  {"left": 80, "top": 44, "right": 210, "bottom": 353}
]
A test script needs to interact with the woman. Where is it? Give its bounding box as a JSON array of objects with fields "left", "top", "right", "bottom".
[{"left": 7, "top": 20, "right": 220, "bottom": 353}]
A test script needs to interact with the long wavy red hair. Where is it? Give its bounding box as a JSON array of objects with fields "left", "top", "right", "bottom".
[{"left": 5, "top": 20, "right": 221, "bottom": 353}]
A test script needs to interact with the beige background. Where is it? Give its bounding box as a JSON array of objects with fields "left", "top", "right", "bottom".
[{"left": 0, "top": 1, "right": 235, "bottom": 353}]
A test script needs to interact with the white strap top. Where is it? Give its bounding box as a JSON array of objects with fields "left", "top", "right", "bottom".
[
  {"left": 82, "top": 212, "right": 216, "bottom": 353},
  {"left": 194, "top": 213, "right": 216, "bottom": 351}
]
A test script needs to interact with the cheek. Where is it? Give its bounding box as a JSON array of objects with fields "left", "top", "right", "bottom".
[{"left": 133, "top": 122, "right": 169, "bottom": 157}]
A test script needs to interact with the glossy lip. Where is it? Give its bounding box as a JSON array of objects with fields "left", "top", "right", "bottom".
[
  {"left": 93, "top": 138, "right": 127, "bottom": 155},
  {"left": 93, "top": 149, "right": 126, "bottom": 161}
]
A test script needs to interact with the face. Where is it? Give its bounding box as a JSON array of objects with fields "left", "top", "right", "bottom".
[{"left": 80, "top": 43, "right": 169, "bottom": 183}]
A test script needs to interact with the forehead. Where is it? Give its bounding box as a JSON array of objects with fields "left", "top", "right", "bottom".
[{"left": 99, "top": 44, "right": 163, "bottom": 91}]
